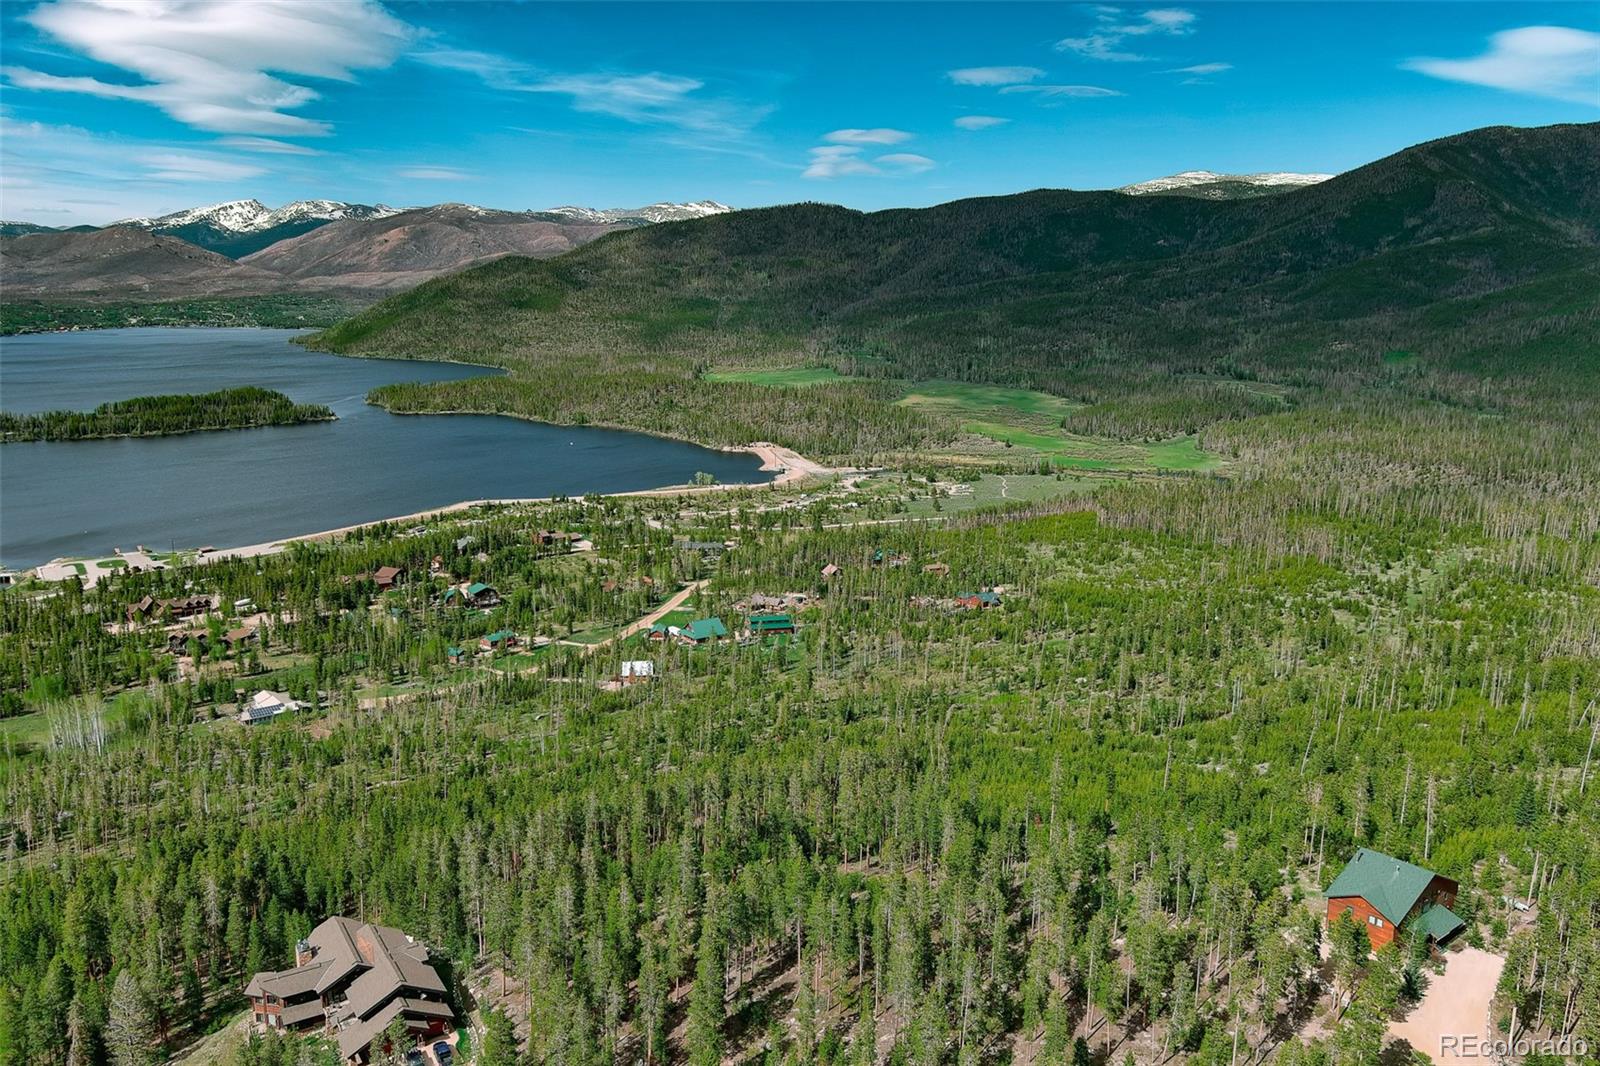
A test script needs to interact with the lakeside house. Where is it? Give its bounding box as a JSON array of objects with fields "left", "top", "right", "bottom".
[
  {"left": 162, "top": 595, "right": 214, "bottom": 620},
  {"left": 126, "top": 595, "right": 157, "bottom": 624},
  {"left": 443, "top": 582, "right": 499, "bottom": 608},
  {"left": 373, "top": 566, "right": 404, "bottom": 591},
  {"left": 1325, "top": 847, "right": 1465, "bottom": 951},
  {"left": 239, "top": 690, "right": 299, "bottom": 725},
  {"left": 245, "top": 915, "right": 453, "bottom": 1063}
]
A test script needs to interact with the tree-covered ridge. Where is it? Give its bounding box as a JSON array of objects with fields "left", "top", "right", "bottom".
[
  {"left": 0, "top": 387, "right": 335, "bottom": 442},
  {"left": 304, "top": 124, "right": 1599, "bottom": 454}
]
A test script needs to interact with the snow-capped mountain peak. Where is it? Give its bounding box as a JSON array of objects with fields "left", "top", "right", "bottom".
[
  {"left": 1119, "top": 170, "right": 1334, "bottom": 196},
  {"left": 540, "top": 200, "right": 733, "bottom": 224},
  {"left": 114, "top": 199, "right": 398, "bottom": 233}
]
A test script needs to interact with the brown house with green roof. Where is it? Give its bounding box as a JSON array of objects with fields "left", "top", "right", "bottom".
[
  {"left": 1324, "top": 847, "right": 1465, "bottom": 951},
  {"left": 245, "top": 916, "right": 453, "bottom": 1062}
]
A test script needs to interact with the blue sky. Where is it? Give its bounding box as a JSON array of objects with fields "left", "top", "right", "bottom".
[{"left": 2, "top": 1, "right": 1596, "bottom": 225}]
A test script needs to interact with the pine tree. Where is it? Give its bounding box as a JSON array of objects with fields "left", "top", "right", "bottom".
[{"left": 105, "top": 971, "right": 154, "bottom": 1066}]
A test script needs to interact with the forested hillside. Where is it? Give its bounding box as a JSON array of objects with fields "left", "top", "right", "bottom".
[{"left": 309, "top": 123, "right": 1600, "bottom": 455}]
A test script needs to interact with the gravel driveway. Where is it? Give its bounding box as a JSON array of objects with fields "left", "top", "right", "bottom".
[{"left": 1388, "top": 945, "right": 1506, "bottom": 1064}]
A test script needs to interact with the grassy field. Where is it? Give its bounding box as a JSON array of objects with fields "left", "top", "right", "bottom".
[
  {"left": 890, "top": 381, "right": 1221, "bottom": 473},
  {"left": 895, "top": 380, "right": 1083, "bottom": 422},
  {"left": 702, "top": 367, "right": 851, "bottom": 387},
  {"left": 899, "top": 473, "right": 1102, "bottom": 515}
]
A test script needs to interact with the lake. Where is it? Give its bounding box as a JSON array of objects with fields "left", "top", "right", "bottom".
[{"left": 0, "top": 328, "right": 767, "bottom": 567}]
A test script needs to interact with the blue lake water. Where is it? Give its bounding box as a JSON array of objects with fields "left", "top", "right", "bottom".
[{"left": 0, "top": 328, "right": 767, "bottom": 567}]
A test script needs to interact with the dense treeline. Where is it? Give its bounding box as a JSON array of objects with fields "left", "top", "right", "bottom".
[
  {"left": 2, "top": 487, "right": 1595, "bottom": 1065},
  {"left": 0, "top": 387, "right": 334, "bottom": 442}
]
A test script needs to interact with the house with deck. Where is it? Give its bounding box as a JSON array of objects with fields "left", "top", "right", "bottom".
[
  {"left": 1325, "top": 847, "right": 1465, "bottom": 951},
  {"left": 245, "top": 916, "right": 453, "bottom": 1062}
]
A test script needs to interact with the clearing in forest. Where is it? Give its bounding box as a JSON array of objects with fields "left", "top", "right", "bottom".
[{"left": 702, "top": 366, "right": 851, "bottom": 387}]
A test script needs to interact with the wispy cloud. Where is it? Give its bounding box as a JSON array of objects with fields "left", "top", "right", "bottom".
[
  {"left": 803, "top": 145, "right": 935, "bottom": 180},
  {"left": 0, "top": 112, "right": 279, "bottom": 223},
  {"left": 954, "top": 115, "right": 1010, "bottom": 130},
  {"left": 397, "top": 166, "right": 472, "bottom": 181},
  {"left": 7, "top": 0, "right": 414, "bottom": 135},
  {"left": 947, "top": 66, "right": 1046, "bottom": 87},
  {"left": 1171, "top": 62, "right": 1231, "bottom": 75},
  {"left": 136, "top": 152, "right": 265, "bottom": 183},
  {"left": 215, "top": 136, "right": 323, "bottom": 155},
  {"left": 412, "top": 47, "right": 767, "bottom": 137},
  {"left": 1056, "top": 7, "right": 1197, "bottom": 62},
  {"left": 1404, "top": 26, "right": 1600, "bottom": 106},
  {"left": 823, "top": 128, "right": 914, "bottom": 145},
  {"left": 1001, "top": 85, "right": 1123, "bottom": 99},
  {"left": 876, "top": 153, "right": 935, "bottom": 173}
]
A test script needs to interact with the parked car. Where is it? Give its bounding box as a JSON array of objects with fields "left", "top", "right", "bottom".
[
  {"left": 406, "top": 1050, "right": 425, "bottom": 1066},
  {"left": 432, "top": 1042, "right": 453, "bottom": 1066}
]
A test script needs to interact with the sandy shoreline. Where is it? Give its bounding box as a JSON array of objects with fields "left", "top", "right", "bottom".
[{"left": 33, "top": 443, "right": 832, "bottom": 579}]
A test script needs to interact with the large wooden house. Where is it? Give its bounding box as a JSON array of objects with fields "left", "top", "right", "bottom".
[
  {"left": 1324, "top": 847, "right": 1465, "bottom": 951},
  {"left": 245, "top": 916, "right": 453, "bottom": 1062}
]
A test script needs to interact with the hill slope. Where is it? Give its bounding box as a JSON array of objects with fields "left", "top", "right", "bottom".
[
  {"left": 0, "top": 227, "right": 296, "bottom": 301},
  {"left": 241, "top": 204, "right": 624, "bottom": 291},
  {"left": 310, "top": 124, "right": 1598, "bottom": 454}
]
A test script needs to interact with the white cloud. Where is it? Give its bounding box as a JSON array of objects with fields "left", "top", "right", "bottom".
[
  {"left": 877, "top": 153, "right": 935, "bottom": 173},
  {"left": 1057, "top": 7, "right": 1197, "bottom": 62},
  {"left": 947, "top": 66, "right": 1046, "bottom": 87},
  {"left": 1404, "top": 26, "right": 1600, "bottom": 106},
  {"left": 1172, "top": 62, "right": 1231, "bottom": 75},
  {"left": 1001, "top": 85, "right": 1123, "bottom": 98},
  {"left": 823, "top": 128, "right": 914, "bottom": 145},
  {"left": 413, "top": 48, "right": 767, "bottom": 137},
  {"left": 8, "top": 0, "right": 414, "bottom": 135},
  {"left": 215, "top": 136, "right": 322, "bottom": 155},
  {"left": 802, "top": 146, "right": 936, "bottom": 179},
  {"left": 954, "top": 115, "right": 1010, "bottom": 130},
  {"left": 397, "top": 166, "right": 472, "bottom": 181},
  {"left": 803, "top": 145, "right": 879, "bottom": 179},
  {"left": 136, "top": 152, "right": 265, "bottom": 183}
]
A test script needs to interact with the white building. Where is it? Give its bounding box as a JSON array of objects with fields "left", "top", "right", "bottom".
[{"left": 239, "top": 690, "right": 299, "bottom": 725}]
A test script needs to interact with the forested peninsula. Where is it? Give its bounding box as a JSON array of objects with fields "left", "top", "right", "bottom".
[{"left": 0, "top": 386, "right": 335, "bottom": 442}]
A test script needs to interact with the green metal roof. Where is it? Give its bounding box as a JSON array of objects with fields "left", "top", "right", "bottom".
[
  {"left": 482, "top": 629, "right": 514, "bottom": 644},
  {"left": 749, "top": 613, "right": 794, "bottom": 629},
  {"left": 1325, "top": 847, "right": 1441, "bottom": 925},
  {"left": 1412, "top": 902, "right": 1465, "bottom": 943},
  {"left": 446, "top": 645, "right": 463, "bottom": 656},
  {"left": 683, "top": 617, "right": 728, "bottom": 641},
  {"left": 467, "top": 582, "right": 493, "bottom": 596}
]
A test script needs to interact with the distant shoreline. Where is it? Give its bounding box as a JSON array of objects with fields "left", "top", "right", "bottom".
[{"left": 25, "top": 443, "right": 834, "bottom": 582}]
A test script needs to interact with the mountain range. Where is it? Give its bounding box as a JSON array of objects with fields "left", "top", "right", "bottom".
[
  {"left": 1118, "top": 170, "right": 1334, "bottom": 199},
  {"left": 0, "top": 199, "right": 732, "bottom": 304},
  {"left": 314, "top": 123, "right": 1600, "bottom": 392}
]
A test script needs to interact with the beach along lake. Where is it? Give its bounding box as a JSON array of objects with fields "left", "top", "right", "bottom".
[{"left": 0, "top": 328, "right": 768, "bottom": 567}]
